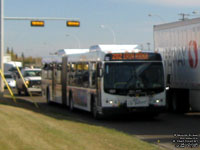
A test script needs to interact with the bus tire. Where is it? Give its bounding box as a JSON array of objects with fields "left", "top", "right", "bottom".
[
  {"left": 91, "top": 98, "right": 102, "bottom": 119},
  {"left": 166, "top": 90, "right": 172, "bottom": 111},
  {"left": 17, "top": 88, "right": 21, "bottom": 96},
  {"left": 25, "top": 89, "right": 29, "bottom": 96},
  {"left": 69, "top": 94, "right": 74, "bottom": 111}
]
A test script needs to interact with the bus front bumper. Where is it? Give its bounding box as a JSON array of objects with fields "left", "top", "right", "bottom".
[{"left": 101, "top": 105, "right": 166, "bottom": 115}]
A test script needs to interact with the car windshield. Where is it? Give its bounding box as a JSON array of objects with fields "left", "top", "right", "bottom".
[
  {"left": 5, "top": 74, "right": 12, "bottom": 79},
  {"left": 104, "top": 62, "right": 164, "bottom": 95},
  {"left": 24, "top": 70, "right": 41, "bottom": 77}
]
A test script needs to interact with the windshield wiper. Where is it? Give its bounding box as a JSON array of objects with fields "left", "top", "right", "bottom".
[{"left": 123, "top": 72, "right": 137, "bottom": 89}]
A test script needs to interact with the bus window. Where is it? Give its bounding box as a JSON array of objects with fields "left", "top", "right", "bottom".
[
  {"left": 69, "top": 63, "right": 76, "bottom": 85},
  {"left": 82, "top": 63, "right": 89, "bottom": 87},
  {"left": 91, "top": 63, "right": 97, "bottom": 88}
]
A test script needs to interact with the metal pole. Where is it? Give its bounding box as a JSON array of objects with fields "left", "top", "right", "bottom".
[
  {"left": 100, "top": 25, "right": 116, "bottom": 44},
  {"left": 108, "top": 26, "right": 116, "bottom": 44},
  {"left": 4, "top": 17, "right": 80, "bottom": 21},
  {"left": 0, "top": 0, "right": 4, "bottom": 95},
  {"left": 66, "top": 34, "right": 81, "bottom": 48},
  {"left": 148, "top": 14, "right": 165, "bottom": 23},
  {"left": 178, "top": 13, "right": 190, "bottom": 21},
  {"left": 147, "top": 42, "right": 151, "bottom": 51}
]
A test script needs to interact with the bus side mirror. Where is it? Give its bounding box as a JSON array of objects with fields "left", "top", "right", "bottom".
[
  {"left": 97, "top": 63, "right": 103, "bottom": 77},
  {"left": 98, "top": 68, "right": 103, "bottom": 77}
]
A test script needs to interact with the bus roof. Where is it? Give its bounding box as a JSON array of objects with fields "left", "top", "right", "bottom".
[
  {"left": 66, "top": 45, "right": 160, "bottom": 62},
  {"left": 42, "top": 49, "right": 89, "bottom": 64},
  {"left": 57, "top": 49, "right": 89, "bottom": 55},
  {"left": 89, "top": 44, "right": 140, "bottom": 53},
  {"left": 43, "top": 45, "right": 161, "bottom": 63}
]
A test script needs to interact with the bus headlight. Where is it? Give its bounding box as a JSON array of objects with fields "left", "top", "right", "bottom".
[
  {"left": 156, "top": 99, "right": 160, "bottom": 103},
  {"left": 166, "top": 87, "right": 170, "bottom": 90},
  {"left": 109, "top": 100, "right": 113, "bottom": 104},
  {"left": 155, "top": 99, "right": 163, "bottom": 103}
]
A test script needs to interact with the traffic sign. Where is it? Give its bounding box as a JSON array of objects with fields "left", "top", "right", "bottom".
[
  {"left": 31, "top": 21, "right": 45, "bottom": 27},
  {"left": 66, "top": 21, "right": 80, "bottom": 27}
]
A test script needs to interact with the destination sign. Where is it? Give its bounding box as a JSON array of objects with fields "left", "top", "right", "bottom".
[{"left": 105, "top": 53, "right": 162, "bottom": 61}]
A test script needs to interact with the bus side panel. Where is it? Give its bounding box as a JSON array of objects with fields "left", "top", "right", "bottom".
[{"left": 72, "top": 87, "right": 88, "bottom": 107}]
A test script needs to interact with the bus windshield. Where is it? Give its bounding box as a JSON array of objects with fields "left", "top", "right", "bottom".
[
  {"left": 104, "top": 62, "right": 164, "bottom": 95},
  {"left": 24, "top": 70, "right": 41, "bottom": 77}
]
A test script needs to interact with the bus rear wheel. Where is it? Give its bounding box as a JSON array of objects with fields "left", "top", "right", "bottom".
[
  {"left": 46, "top": 89, "right": 51, "bottom": 105},
  {"left": 69, "top": 95, "right": 74, "bottom": 111},
  {"left": 17, "top": 88, "right": 21, "bottom": 96}
]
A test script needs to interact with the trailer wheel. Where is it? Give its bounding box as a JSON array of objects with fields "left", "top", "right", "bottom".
[
  {"left": 172, "top": 90, "right": 189, "bottom": 113},
  {"left": 179, "top": 91, "right": 190, "bottom": 113},
  {"left": 172, "top": 92, "right": 178, "bottom": 112}
]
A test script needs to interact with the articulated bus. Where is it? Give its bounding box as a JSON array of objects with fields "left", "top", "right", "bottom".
[{"left": 42, "top": 45, "right": 166, "bottom": 118}]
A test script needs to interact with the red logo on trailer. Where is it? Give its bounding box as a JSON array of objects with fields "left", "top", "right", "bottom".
[{"left": 188, "top": 40, "right": 198, "bottom": 68}]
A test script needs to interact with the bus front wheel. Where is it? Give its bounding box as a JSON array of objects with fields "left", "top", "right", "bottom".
[{"left": 91, "top": 99, "right": 102, "bottom": 119}]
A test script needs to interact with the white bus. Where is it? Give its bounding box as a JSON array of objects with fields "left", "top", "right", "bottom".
[{"left": 42, "top": 45, "right": 166, "bottom": 118}]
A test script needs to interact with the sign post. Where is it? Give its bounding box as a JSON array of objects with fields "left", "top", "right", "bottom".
[{"left": 0, "top": 0, "right": 4, "bottom": 96}]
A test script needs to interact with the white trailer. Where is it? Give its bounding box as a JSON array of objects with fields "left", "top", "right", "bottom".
[{"left": 154, "top": 17, "right": 200, "bottom": 112}]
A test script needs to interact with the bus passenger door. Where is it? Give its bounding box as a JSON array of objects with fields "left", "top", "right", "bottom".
[
  {"left": 53, "top": 63, "right": 63, "bottom": 104},
  {"left": 52, "top": 64, "right": 56, "bottom": 101},
  {"left": 96, "top": 62, "right": 103, "bottom": 107}
]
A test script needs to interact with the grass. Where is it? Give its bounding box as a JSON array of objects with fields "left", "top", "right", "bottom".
[{"left": 0, "top": 101, "right": 164, "bottom": 150}]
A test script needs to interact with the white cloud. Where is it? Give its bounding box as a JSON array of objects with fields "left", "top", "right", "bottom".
[
  {"left": 110, "top": 0, "right": 200, "bottom": 7},
  {"left": 148, "top": 0, "right": 200, "bottom": 7}
]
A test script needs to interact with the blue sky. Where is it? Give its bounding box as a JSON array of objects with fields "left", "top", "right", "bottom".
[{"left": 4, "top": 0, "right": 200, "bottom": 57}]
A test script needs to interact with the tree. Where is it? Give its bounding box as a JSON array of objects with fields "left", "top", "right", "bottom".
[
  {"left": 11, "top": 48, "right": 14, "bottom": 60},
  {"left": 15, "top": 54, "right": 18, "bottom": 60},
  {"left": 6, "top": 47, "right": 10, "bottom": 54},
  {"left": 21, "top": 52, "right": 25, "bottom": 67}
]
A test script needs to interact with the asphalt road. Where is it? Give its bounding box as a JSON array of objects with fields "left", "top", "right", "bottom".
[{"left": 2, "top": 89, "right": 200, "bottom": 150}]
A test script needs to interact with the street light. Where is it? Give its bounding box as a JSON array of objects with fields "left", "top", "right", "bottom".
[
  {"left": 147, "top": 42, "right": 151, "bottom": 51},
  {"left": 0, "top": 0, "right": 4, "bottom": 95},
  {"left": 191, "top": 10, "right": 200, "bottom": 17},
  {"left": 178, "top": 11, "right": 200, "bottom": 21},
  {"left": 100, "top": 25, "right": 116, "bottom": 44},
  {"left": 148, "top": 13, "right": 165, "bottom": 23},
  {"left": 65, "top": 34, "right": 81, "bottom": 48},
  {"left": 192, "top": 10, "right": 199, "bottom": 15},
  {"left": 0, "top": 0, "right": 80, "bottom": 95},
  {"left": 178, "top": 13, "right": 190, "bottom": 21}
]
